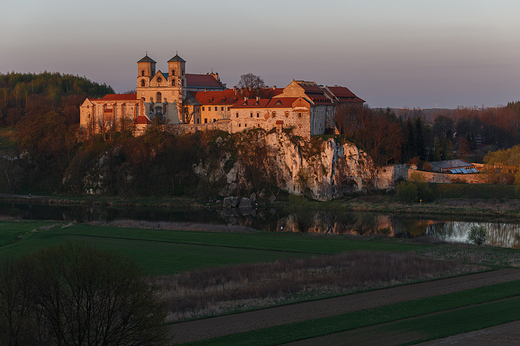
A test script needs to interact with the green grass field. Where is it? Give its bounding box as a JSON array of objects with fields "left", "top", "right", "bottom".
[
  {"left": 188, "top": 280, "right": 520, "bottom": 345},
  {"left": 0, "top": 221, "right": 429, "bottom": 275}
]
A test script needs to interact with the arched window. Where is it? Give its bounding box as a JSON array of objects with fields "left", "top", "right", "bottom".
[
  {"left": 156, "top": 92, "right": 162, "bottom": 103},
  {"left": 172, "top": 79, "right": 175, "bottom": 86},
  {"left": 141, "top": 79, "right": 145, "bottom": 87},
  {"left": 141, "top": 70, "right": 145, "bottom": 76}
]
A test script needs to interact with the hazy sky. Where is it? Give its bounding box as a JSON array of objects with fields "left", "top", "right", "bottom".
[{"left": 2, "top": 0, "right": 519, "bottom": 108}]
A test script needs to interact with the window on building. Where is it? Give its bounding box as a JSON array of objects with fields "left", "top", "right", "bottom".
[
  {"left": 141, "top": 80, "right": 145, "bottom": 87},
  {"left": 141, "top": 70, "right": 144, "bottom": 76},
  {"left": 215, "top": 107, "right": 217, "bottom": 111},
  {"left": 213, "top": 118, "right": 216, "bottom": 122},
  {"left": 285, "top": 111, "right": 289, "bottom": 117},
  {"left": 298, "top": 113, "right": 302, "bottom": 118},
  {"left": 245, "top": 124, "right": 247, "bottom": 127},
  {"left": 172, "top": 69, "right": 175, "bottom": 76},
  {"left": 236, "top": 113, "right": 239, "bottom": 118},
  {"left": 157, "top": 77, "right": 162, "bottom": 83},
  {"left": 204, "top": 119, "right": 207, "bottom": 123},
  {"left": 156, "top": 92, "right": 162, "bottom": 103},
  {"left": 172, "top": 80, "right": 175, "bottom": 86},
  {"left": 256, "top": 113, "right": 259, "bottom": 118},
  {"left": 202, "top": 106, "right": 205, "bottom": 111},
  {"left": 272, "top": 112, "right": 276, "bottom": 117},
  {"left": 227, "top": 107, "right": 230, "bottom": 111},
  {"left": 221, "top": 107, "right": 224, "bottom": 111},
  {"left": 250, "top": 112, "right": 253, "bottom": 118},
  {"left": 239, "top": 124, "right": 241, "bottom": 127}
]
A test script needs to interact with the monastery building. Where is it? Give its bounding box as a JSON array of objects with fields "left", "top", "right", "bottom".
[{"left": 80, "top": 53, "right": 364, "bottom": 139}]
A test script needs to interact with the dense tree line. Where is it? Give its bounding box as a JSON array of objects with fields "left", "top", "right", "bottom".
[
  {"left": 0, "top": 72, "right": 113, "bottom": 126},
  {"left": 336, "top": 102, "right": 520, "bottom": 170},
  {"left": 0, "top": 73, "right": 114, "bottom": 193}
]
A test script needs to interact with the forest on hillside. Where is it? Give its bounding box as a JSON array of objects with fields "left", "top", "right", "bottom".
[{"left": 1, "top": 72, "right": 520, "bottom": 197}]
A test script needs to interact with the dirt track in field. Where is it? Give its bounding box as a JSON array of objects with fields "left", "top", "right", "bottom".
[{"left": 170, "top": 268, "right": 520, "bottom": 344}]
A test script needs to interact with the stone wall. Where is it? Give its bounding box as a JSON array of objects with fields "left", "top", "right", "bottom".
[
  {"left": 167, "top": 120, "right": 232, "bottom": 135},
  {"left": 408, "top": 169, "right": 487, "bottom": 184},
  {"left": 374, "top": 164, "right": 408, "bottom": 191}
]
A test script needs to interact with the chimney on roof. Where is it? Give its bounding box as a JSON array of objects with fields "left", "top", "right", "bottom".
[
  {"left": 256, "top": 96, "right": 260, "bottom": 101},
  {"left": 233, "top": 86, "right": 237, "bottom": 94},
  {"left": 204, "top": 89, "right": 207, "bottom": 93},
  {"left": 272, "top": 86, "right": 276, "bottom": 90}
]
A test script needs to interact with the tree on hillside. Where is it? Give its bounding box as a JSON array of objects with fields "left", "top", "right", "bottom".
[{"left": 0, "top": 241, "right": 171, "bottom": 345}]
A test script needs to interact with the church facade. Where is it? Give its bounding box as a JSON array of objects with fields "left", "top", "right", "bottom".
[{"left": 79, "top": 53, "right": 364, "bottom": 139}]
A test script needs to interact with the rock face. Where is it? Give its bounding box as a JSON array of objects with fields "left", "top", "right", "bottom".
[{"left": 194, "top": 132, "right": 405, "bottom": 201}]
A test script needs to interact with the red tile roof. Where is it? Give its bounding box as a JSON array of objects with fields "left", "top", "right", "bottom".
[
  {"left": 327, "top": 86, "right": 365, "bottom": 103},
  {"left": 231, "top": 97, "right": 298, "bottom": 109},
  {"left": 186, "top": 74, "right": 224, "bottom": 89},
  {"left": 134, "top": 115, "right": 151, "bottom": 125},
  {"left": 101, "top": 94, "right": 138, "bottom": 101},
  {"left": 191, "top": 89, "right": 242, "bottom": 105}
]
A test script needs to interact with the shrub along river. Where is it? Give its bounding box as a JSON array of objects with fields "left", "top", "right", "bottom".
[{"left": 1, "top": 202, "right": 519, "bottom": 249}]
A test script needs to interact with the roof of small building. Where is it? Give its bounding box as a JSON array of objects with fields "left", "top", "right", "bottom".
[
  {"left": 430, "top": 159, "right": 473, "bottom": 169},
  {"left": 186, "top": 74, "right": 224, "bottom": 89},
  {"left": 133, "top": 115, "right": 151, "bottom": 125},
  {"left": 137, "top": 54, "right": 156, "bottom": 63}
]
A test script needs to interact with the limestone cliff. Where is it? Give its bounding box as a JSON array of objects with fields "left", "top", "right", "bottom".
[{"left": 194, "top": 131, "right": 403, "bottom": 201}]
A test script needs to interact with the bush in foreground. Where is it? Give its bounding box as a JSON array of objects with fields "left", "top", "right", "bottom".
[{"left": 0, "top": 241, "right": 170, "bottom": 346}]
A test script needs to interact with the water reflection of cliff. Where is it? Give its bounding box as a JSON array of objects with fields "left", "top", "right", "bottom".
[{"left": 3, "top": 202, "right": 520, "bottom": 249}]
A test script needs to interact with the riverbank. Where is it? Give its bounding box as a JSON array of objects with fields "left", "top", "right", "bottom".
[{"left": 1, "top": 186, "right": 519, "bottom": 221}]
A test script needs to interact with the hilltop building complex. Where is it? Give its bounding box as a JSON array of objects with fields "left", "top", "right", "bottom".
[{"left": 80, "top": 53, "right": 364, "bottom": 139}]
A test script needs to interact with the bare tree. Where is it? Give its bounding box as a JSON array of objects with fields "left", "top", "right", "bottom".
[
  {"left": 0, "top": 241, "right": 171, "bottom": 346},
  {"left": 237, "top": 73, "right": 266, "bottom": 98}
]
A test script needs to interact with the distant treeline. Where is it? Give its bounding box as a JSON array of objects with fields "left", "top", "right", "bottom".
[
  {"left": 0, "top": 72, "right": 114, "bottom": 126},
  {"left": 336, "top": 102, "right": 520, "bottom": 168}
]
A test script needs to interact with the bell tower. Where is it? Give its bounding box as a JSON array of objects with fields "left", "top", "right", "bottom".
[
  {"left": 137, "top": 54, "right": 156, "bottom": 88},
  {"left": 167, "top": 54, "right": 186, "bottom": 89}
]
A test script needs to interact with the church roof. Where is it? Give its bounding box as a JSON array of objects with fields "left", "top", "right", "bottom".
[
  {"left": 186, "top": 74, "right": 224, "bottom": 89},
  {"left": 168, "top": 54, "right": 186, "bottom": 62},
  {"left": 101, "top": 94, "right": 137, "bottom": 101},
  {"left": 137, "top": 54, "right": 156, "bottom": 63}
]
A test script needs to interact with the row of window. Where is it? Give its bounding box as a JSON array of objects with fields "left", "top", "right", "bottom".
[
  {"left": 140, "top": 78, "right": 185, "bottom": 87},
  {"left": 234, "top": 112, "right": 303, "bottom": 118},
  {"left": 201, "top": 106, "right": 229, "bottom": 112},
  {"left": 140, "top": 69, "right": 184, "bottom": 77}
]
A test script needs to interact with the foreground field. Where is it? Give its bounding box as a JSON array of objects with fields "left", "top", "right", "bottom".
[
  {"left": 176, "top": 270, "right": 520, "bottom": 345},
  {"left": 1, "top": 220, "right": 520, "bottom": 345}
]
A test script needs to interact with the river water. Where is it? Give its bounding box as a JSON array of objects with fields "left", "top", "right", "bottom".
[{"left": 1, "top": 202, "right": 519, "bottom": 249}]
